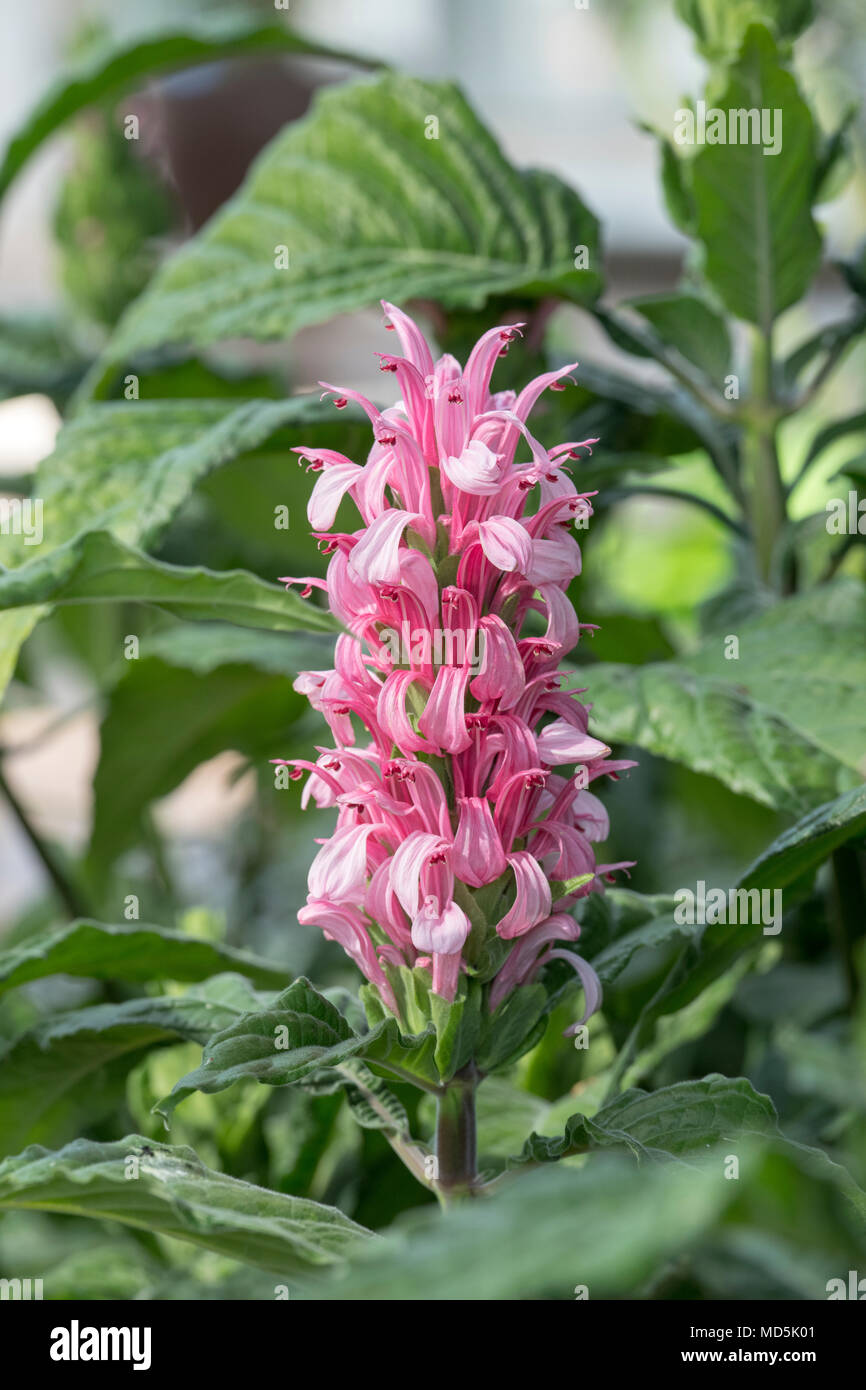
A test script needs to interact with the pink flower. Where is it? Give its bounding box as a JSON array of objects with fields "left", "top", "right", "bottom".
[{"left": 280, "top": 304, "right": 633, "bottom": 1027}]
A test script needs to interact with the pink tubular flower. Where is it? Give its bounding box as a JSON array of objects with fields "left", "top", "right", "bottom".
[{"left": 279, "top": 303, "right": 634, "bottom": 1032}]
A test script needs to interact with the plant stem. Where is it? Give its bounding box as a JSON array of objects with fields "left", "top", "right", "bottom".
[
  {"left": 830, "top": 847, "right": 866, "bottom": 1008},
  {"left": 0, "top": 758, "right": 90, "bottom": 919},
  {"left": 743, "top": 325, "right": 791, "bottom": 592},
  {"left": 435, "top": 1062, "right": 478, "bottom": 1202}
]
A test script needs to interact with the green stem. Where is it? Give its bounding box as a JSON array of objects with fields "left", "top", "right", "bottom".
[
  {"left": 435, "top": 1063, "right": 478, "bottom": 1202},
  {"left": 743, "top": 326, "right": 791, "bottom": 591},
  {"left": 829, "top": 847, "right": 866, "bottom": 1007},
  {"left": 0, "top": 759, "right": 91, "bottom": 920}
]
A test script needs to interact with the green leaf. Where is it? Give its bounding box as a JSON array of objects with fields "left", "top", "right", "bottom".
[
  {"left": 798, "top": 410, "right": 866, "bottom": 481},
  {"left": 688, "top": 26, "right": 821, "bottom": 326},
  {"left": 429, "top": 988, "right": 481, "bottom": 1084},
  {"left": 93, "top": 72, "right": 601, "bottom": 379},
  {"left": 158, "top": 977, "right": 440, "bottom": 1121},
  {"left": 512, "top": 1075, "right": 777, "bottom": 1164},
  {"left": 657, "top": 134, "right": 698, "bottom": 235},
  {"left": 0, "top": 1134, "right": 373, "bottom": 1275},
  {"left": 88, "top": 652, "right": 305, "bottom": 866},
  {"left": 142, "top": 622, "right": 336, "bottom": 678},
  {"left": 0, "top": 396, "right": 348, "bottom": 699},
  {"left": 0, "top": 313, "right": 89, "bottom": 403},
  {"left": 476, "top": 983, "right": 550, "bottom": 1072},
  {"left": 296, "top": 1150, "right": 731, "bottom": 1299},
  {"left": 0, "top": 920, "right": 288, "bottom": 996},
  {"left": 0, "top": 11, "right": 374, "bottom": 200},
  {"left": 0, "top": 531, "right": 336, "bottom": 631},
  {"left": 674, "top": 0, "right": 815, "bottom": 61},
  {"left": 582, "top": 579, "right": 866, "bottom": 814},
  {"left": 340, "top": 1063, "right": 411, "bottom": 1138},
  {"left": 588, "top": 904, "right": 690, "bottom": 986},
  {"left": 782, "top": 308, "right": 866, "bottom": 387},
  {"left": 0, "top": 979, "right": 260, "bottom": 1155},
  {"left": 740, "top": 784, "right": 866, "bottom": 891},
  {"left": 621, "top": 291, "right": 732, "bottom": 385}
]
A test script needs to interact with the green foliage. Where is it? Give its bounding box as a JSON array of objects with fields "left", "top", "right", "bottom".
[
  {"left": 91, "top": 72, "right": 600, "bottom": 387},
  {"left": 54, "top": 114, "right": 174, "bottom": 329},
  {"left": 0, "top": 0, "right": 864, "bottom": 1306},
  {"left": 0, "top": 1134, "right": 374, "bottom": 1275},
  {"left": 0, "top": 10, "right": 373, "bottom": 200}
]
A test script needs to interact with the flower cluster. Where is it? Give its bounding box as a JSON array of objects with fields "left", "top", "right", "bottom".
[{"left": 278, "top": 304, "right": 633, "bottom": 1028}]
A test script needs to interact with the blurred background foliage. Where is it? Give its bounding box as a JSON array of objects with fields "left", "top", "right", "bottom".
[{"left": 0, "top": 0, "right": 864, "bottom": 1300}]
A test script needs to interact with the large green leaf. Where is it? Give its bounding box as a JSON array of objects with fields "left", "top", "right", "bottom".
[
  {"left": 582, "top": 580, "right": 866, "bottom": 814},
  {"left": 582, "top": 789, "right": 866, "bottom": 1029},
  {"left": 740, "top": 784, "right": 866, "bottom": 890},
  {"left": 143, "top": 622, "right": 336, "bottom": 677},
  {"left": 0, "top": 531, "right": 335, "bottom": 631},
  {"left": 88, "top": 650, "right": 305, "bottom": 866},
  {"left": 618, "top": 291, "right": 732, "bottom": 385},
  {"left": 16, "top": 397, "right": 358, "bottom": 562},
  {"left": 158, "top": 977, "right": 440, "bottom": 1120},
  {"left": 688, "top": 26, "right": 821, "bottom": 326},
  {"left": 0, "top": 11, "right": 373, "bottom": 200},
  {"left": 293, "top": 1137, "right": 864, "bottom": 1300},
  {"left": 94, "top": 72, "right": 600, "bottom": 378},
  {"left": 0, "top": 313, "right": 89, "bottom": 403},
  {"left": 512, "top": 1075, "right": 777, "bottom": 1164},
  {"left": 297, "top": 1150, "right": 731, "bottom": 1299},
  {"left": 0, "top": 396, "right": 344, "bottom": 697},
  {"left": 0, "top": 1134, "right": 373, "bottom": 1274},
  {"left": 0, "top": 978, "right": 260, "bottom": 1155},
  {"left": 0, "top": 920, "right": 288, "bottom": 996}
]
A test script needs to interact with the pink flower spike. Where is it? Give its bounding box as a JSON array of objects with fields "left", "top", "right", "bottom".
[
  {"left": 418, "top": 664, "right": 473, "bottom": 754},
  {"left": 305, "top": 458, "right": 365, "bottom": 530},
  {"left": 535, "top": 719, "right": 611, "bottom": 766},
  {"left": 495, "top": 852, "right": 553, "bottom": 939},
  {"left": 442, "top": 439, "right": 503, "bottom": 495},
  {"left": 284, "top": 303, "right": 633, "bottom": 1042},
  {"left": 452, "top": 796, "right": 508, "bottom": 887},
  {"left": 411, "top": 896, "right": 471, "bottom": 956},
  {"left": 349, "top": 509, "right": 433, "bottom": 585},
  {"left": 546, "top": 949, "right": 603, "bottom": 1026},
  {"left": 470, "top": 615, "right": 525, "bottom": 709},
  {"left": 475, "top": 516, "right": 533, "bottom": 573}
]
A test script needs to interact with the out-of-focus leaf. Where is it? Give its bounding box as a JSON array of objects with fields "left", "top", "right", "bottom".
[
  {"left": 0, "top": 531, "right": 336, "bottom": 631},
  {"left": 297, "top": 1150, "right": 731, "bottom": 1300},
  {"left": 143, "top": 622, "right": 336, "bottom": 677},
  {"left": 88, "top": 652, "right": 304, "bottom": 866},
  {"left": 797, "top": 410, "right": 866, "bottom": 482},
  {"left": 0, "top": 314, "right": 88, "bottom": 403},
  {"left": 0, "top": 920, "right": 288, "bottom": 995},
  {"left": 739, "top": 785, "right": 866, "bottom": 891},
  {"left": 674, "top": 0, "right": 815, "bottom": 61},
  {"left": 0, "top": 1134, "right": 373, "bottom": 1275},
  {"left": 618, "top": 292, "right": 732, "bottom": 385},
  {"left": 0, "top": 978, "right": 261, "bottom": 1155},
  {"left": 0, "top": 11, "right": 374, "bottom": 200},
  {"left": 0, "top": 396, "right": 351, "bottom": 698},
  {"left": 583, "top": 580, "right": 866, "bottom": 814},
  {"left": 54, "top": 112, "right": 174, "bottom": 329}
]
